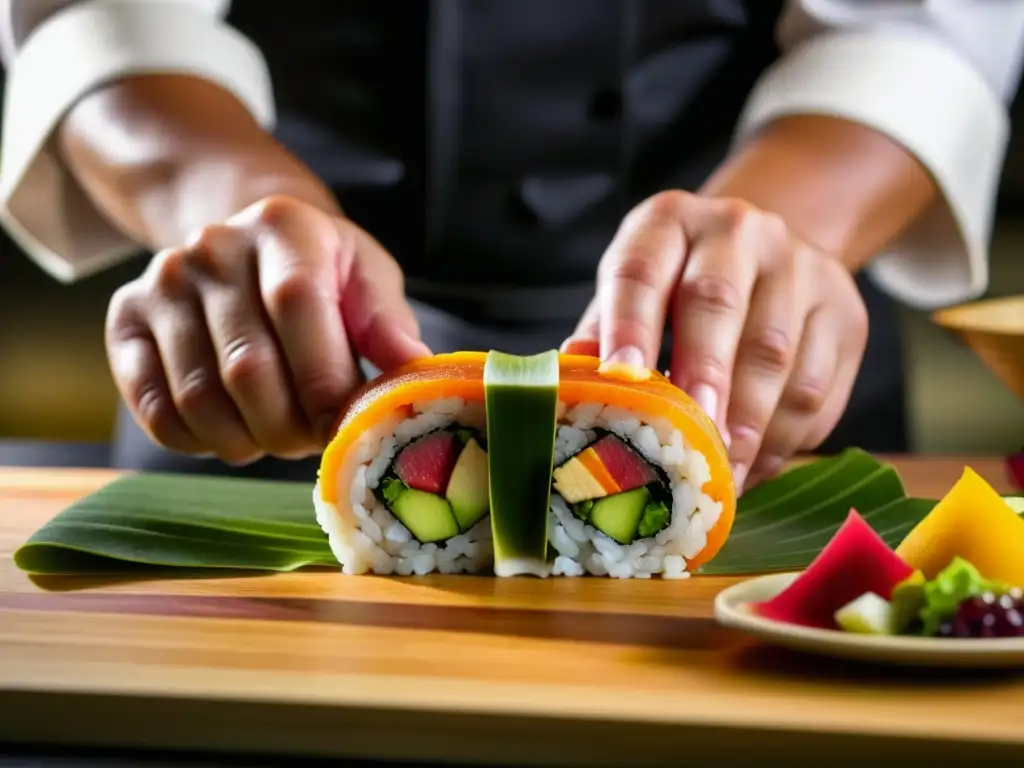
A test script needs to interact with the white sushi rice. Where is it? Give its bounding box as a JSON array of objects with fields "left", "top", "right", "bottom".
[
  {"left": 312, "top": 397, "right": 493, "bottom": 576},
  {"left": 547, "top": 401, "right": 724, "bottom": 580}
]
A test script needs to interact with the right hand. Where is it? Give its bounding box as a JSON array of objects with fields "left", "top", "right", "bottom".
[{"left": 105, "top": 195, "right": 432, "bottom": 465}]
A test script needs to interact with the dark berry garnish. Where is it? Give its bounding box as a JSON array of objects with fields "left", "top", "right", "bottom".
[{"left": 935, "top": 592, "right": 1024, "bottom": 639}]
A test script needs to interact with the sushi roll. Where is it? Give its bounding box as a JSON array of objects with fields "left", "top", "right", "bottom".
[
  {"left": 545, "top": 356, "right": 736, "bottom": 579},
  {"left": 314, "top": 350, "right": 735, "bottom": 579},
  {"left": 314, "top": 353, "right": 495, "bottom": 576}
]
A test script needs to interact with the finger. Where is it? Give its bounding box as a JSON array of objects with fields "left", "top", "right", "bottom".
[
  {"left": 801, "top": 306, "right": 867, "bottom": 453},
  {"left": 741, "top": 455, "right": 787, "bottom": 495},
  {"left": 105, "top": 289, "right": 205, "bottom": 454},
  {"left": 596, "top": 192, "right": 688, "bottom": 368},
  {"left": 184, "top": 225, "right": 316, "bottom": 458},
  {"left": 724, "top": 261, "right": 805, "bottom": 489},
  {"left": 236, "top": 199, "right": 361, "bottom": 445},
  {"left": 744, "top": 305, "right": 838, "bottom": 490},
  {"left": 668, "top": 231, "right": 758, "bottom": 432},
  {"left": 561, "top": 296, "right": 600, "bottom": 356},
  {"left": 144, "top": 250, "right": 262, "bottom": 464},
  {"left": 340, "top": 224, "right": 433, "bottom": 372}
]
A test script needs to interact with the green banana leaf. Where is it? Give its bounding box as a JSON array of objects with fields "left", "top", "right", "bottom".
[
  {"left": 13, "top": 474, "right": 336, "bottom": 574},
  {"left": 11, "top": 448, "right": 1018, "bottom": 577}
]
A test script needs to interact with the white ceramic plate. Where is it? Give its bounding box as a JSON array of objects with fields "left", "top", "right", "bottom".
[{"left": 714, "top": 572, "right": 1024, "bottom": 668}]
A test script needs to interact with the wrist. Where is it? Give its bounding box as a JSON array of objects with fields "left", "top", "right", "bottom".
[
  {"left": 56, "top": 73, "right": 341, "bottom": 251},
  {"left": 137, "top": 140, "right": 342, "bottom": 249},
  {"left": 700, "top": 115, "right": 939, "bottom": 272}
]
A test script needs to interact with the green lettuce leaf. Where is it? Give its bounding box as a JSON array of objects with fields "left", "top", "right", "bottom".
[{"left": 917, "top": 557, "right": 1011, "bottom": 636}]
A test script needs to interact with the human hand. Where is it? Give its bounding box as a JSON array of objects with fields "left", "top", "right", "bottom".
[
  {"left": 563, "top": 190, "right": 869, "bottom": 492},
  {"left": 105, "top": 195, "right": 431, "bottom": 464}
]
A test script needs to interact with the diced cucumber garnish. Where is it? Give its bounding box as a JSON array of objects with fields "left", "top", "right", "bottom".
[
  {"left": 589, "top": 487, "right": 650, "bottom": 545},
  {"left": 380, "top": 477, "right": 460, "bottom": 544}
]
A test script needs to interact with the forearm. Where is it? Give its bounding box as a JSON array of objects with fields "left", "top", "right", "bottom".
[
  {"left": 57, "top": 73, "right": 340, "bottom": 251},
  {"left": 700, "top": 114, "right": 939, "bottom": 272}
]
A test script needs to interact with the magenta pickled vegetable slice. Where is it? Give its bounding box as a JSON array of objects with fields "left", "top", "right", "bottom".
[
  {"left": 591, "top": 434, "right": 658, "bottom": 491},
  {"left": 751, "top": 509, "right": 915, "bottom": 630},
  {"left": 394, "top": 431, "right": 459, "bottom": 495}
]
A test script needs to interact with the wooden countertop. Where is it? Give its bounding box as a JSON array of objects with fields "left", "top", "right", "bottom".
[{"left": 1, "top": 457, "right": 1021, "bottom": 766}]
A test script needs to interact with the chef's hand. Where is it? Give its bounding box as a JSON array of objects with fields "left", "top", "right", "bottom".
[
  {"left": 563, "top": 190, "right": 868, "bottom": 492},
  {"left": 105, "top": 195, "right": 431, "bottom": 465}
]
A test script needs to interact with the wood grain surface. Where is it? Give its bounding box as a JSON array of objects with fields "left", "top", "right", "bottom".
[{"left": 1, "top": 457, "right": 1021, "bottom": 767}]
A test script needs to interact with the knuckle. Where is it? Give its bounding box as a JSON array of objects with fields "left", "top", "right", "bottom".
[
  {"left": 174, "top": 367, "right": 221, "bottom": 416},
  {"left": 708, "top": 196, "right": 756, "bottom": 231},
  {"left": 677, "top": 273, "right": 743, "bottom": 316},
  {"left": 134, "top": 385, "right": 182, "bottom": 446},
  {"left": 186, "top": 223, "right": 240, "bottom": 253},
  {"left": 251, "top": 194, "right": 302, "bottom": 229},
  {"left": 600, "top": 249, "right": 665, "bottom": 290},
  {"left": 178, "top": 241, "right": 226, "bottom": 282},
  {"left": 710, "top": 199, "right": 791, "bottom": 246},
  {"left": 263, "top": 271, "right": 317, "bottom": 318},
  {"left": 688, "top": 355, "right": 731, "bottom": 392},
  {"left": 641, "top": 189, "right": 690, "bottom": 220},
  {"left": 105, "top": 284, "right": 143, "bottom": 341},
  {"left": 753, "top": 209, "right": 790, "bottom": 245},
  {"left": 147, "top": 248, "right": 191, "bottom": 293},
  {"left": 785, "top": 377, "right": 828, "bottom": 413},
  {"left": 743, "top": 326, "right": 795, "bottom": 374},
  {"left": 220, "top": 336, "right": 275, "bottom": 394}
]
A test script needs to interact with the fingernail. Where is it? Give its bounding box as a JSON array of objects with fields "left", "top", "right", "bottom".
[
  {"left": 402, "top": 331, "right": 433, "bottom": 359},
  {"left": 691, "top": 384, "right": 718, "bottom": 423},
  {"left": 732, "top": 463, "right": 748, "bottom": 491},
  {"left": 606, "top": 345, "right": 646, "bottom": 368},
  {"left": 760, "top": 454, "right": 786, "bottom": 477}
]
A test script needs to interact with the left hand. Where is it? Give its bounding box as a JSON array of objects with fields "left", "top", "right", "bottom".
[{"left": 562, "top": 190, "right": 869, "bottom": 493}]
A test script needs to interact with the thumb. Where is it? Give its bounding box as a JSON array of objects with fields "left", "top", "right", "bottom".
[{"left": 339, "top": 228, "right": 433, "bottom": 373}]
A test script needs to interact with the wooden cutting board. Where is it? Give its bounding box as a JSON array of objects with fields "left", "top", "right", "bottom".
[{"left": 1, "top": 458, "right": 1021, "bottom": 767}]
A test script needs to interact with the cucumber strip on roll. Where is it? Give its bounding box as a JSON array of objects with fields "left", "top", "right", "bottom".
[{"left": 484, "top": 349, "right": 560, "bottom": 577}]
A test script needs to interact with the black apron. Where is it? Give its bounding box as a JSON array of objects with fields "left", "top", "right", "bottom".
[{"left": 111, "top": 0, "right": 908, "bottom": 479}]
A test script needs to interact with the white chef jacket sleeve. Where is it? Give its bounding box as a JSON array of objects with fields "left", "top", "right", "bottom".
[
  {"left": 0, "top": 0, "right": 275, "bottom": 283},
  {"left": 735, "top": 0, "right": 1024, "bottom": 309}
]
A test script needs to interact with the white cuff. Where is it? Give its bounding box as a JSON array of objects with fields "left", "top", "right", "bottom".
[
  {"left": 0, "top": 0, "right": 275, "bottom": 283},
  {"left": 734, "top": 29, "right": 1010, "bottom": 309}
]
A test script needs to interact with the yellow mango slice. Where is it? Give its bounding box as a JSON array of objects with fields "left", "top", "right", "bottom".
[{"left": 895, "top": 467, "right": 1024, "bottom": 585}]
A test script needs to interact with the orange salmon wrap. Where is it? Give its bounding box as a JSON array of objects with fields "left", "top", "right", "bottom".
[{"left": 313, "top": 351, "right": 735, "bottom": 578}]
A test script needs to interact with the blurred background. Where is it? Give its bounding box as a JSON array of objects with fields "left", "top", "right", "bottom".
[{"left": 0, "top": 77, "right": 1022, "bottom": 463}]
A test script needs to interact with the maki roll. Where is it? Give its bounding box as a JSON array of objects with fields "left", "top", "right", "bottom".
[
  {"left": 314, "top": 353, "right": 494, "bottom": 575},
  {"left": 314, "top": 351, "right": 735, "bottom": 579},
  {"left": 545, "top": 356, "right": 735, "bottom": 579}
]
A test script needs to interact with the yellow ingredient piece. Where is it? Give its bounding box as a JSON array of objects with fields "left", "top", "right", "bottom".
[
  {"left": 552, "top": 456, "right": 608, "bottom": 504},
  {"left": 895, "top": 467, "right": 1024, "bottom": 585}
]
